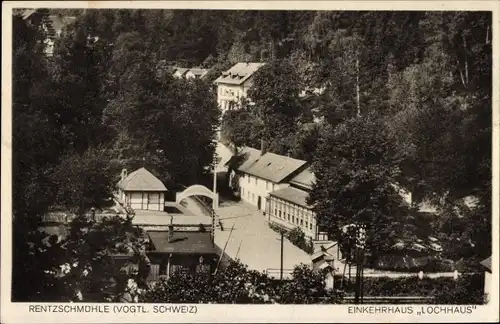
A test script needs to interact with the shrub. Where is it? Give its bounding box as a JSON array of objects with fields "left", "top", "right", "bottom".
[
  {"left": 334, "top": 274, "right": 486, "bottom": 304},
  {"left": 433, "top": 274, "right": 486, "bottom": 304},
  {"left": 268, "top": 223, "right": 314, "bottom": 254}
]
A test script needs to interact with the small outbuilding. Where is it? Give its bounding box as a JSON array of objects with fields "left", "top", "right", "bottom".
[
  {"left": 480, "top": 256, "right": 492, "bottom": 300},
  {"left": 117, "top": 168, "right": 168, "bottom": 211}
]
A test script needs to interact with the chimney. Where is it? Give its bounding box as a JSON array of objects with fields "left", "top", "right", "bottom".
[
  {"left": 260, "top": 139, "right": 267, "bottom": 156},
  {"left": 168, "top": 215, "right": 174, "bottom": 242},
  {"left": 121, "top": 169, "right": 127, "bottom": 181}
]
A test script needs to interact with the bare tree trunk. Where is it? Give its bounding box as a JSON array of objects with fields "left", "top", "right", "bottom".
[
  {"left": 463, "top": 35, "right": 469, "bottom": 88},
  {"left": 456, "top": 57, "right": 466, "bottom": 88},
  {"left": 354, "top": 249, "right": 361, "bottom": 304},
  {"left": 340, "top": 261, "right": 347, "bottom": 289},
  {"left": 349, "top": 260, "right": 352, "bottom": 283},
  {"left": 356, "top": 55, "right": 361, "bottom": 117}
]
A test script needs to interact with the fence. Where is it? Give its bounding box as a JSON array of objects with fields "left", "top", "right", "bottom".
[
  {"left": 41, "top": 212, "right": 124, "bottom": 224},
  {"left": 342, "top": 296, "right": 435, "bottom": 304},
  {"left": 265, "top": 268, "right": 294, "bottom": 280}
]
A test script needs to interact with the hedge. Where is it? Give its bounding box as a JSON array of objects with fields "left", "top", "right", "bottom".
[
  {"left": 333, "top": 274, "right": 486, "bottom": 304},
  {"left": 268, "top": 222, "right": 314, "bottom": 254}
]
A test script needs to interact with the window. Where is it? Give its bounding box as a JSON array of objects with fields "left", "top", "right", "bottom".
[
  {"left": 247, "top": 191, "right": 250, "bottom": 199},
  {"left": 149, "top": 193, "right": 160, "bottom": 203},
  {"left": 275, "top": 208, "right": 277, "bottom": 216},
  {"left": 310, "top": 223, "right": 313, "bottom": 230},
  {"left": 287, "top": 214, "right": 290, "bottom": 221},
  {"left": 266, "top": 181, "right": 269, "bottom": 190},
  {"left": 306, "top": 221, "right": 309, "bottom": 229},
  {"left": 278, "top": 210, "right": 282, "bottom": 218},
  {"left": 292, "top": 216, "right": 294, "bottom": 223},
  {"left": 272, "top": 184, "right": 275, "bottom": 191},
  {"left": 252, "top": 193, "right": 255, "bottom": 203},
  {"left": 300, "top": 219, "right": 303, "bottom": 226}
]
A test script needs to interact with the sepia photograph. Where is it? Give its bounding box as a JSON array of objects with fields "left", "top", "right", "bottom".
[{"left": 2, "top": 1, "right": 498, "bottom": 322}]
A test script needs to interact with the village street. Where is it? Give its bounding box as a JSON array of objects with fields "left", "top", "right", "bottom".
[{"left": 182, "top": 197, "right": 312, "bottom": 278}]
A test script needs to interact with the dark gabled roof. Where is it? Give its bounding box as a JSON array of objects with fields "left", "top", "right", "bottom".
[
  {"left": 173, "top": 68, "right": 189, "bottom": 76},
  {"left": 238, "top": 150, "right": 307, "bottom": 184},
  {"left": 187, "top": 68, "right": 210, "bottom": 77},
  {"left": 214, "top": 62, "right": 266, "bottom": 85},
  {"left": 290, "top": 167, "right": 315, "bottom": 190},
  {"left": 481, "top": 256, "right": 492, "bottom": 272},
  {"left": 269, "top": 186, "right": 312, "bottom": 209},
  {"left": 147, "top": 231, "right": 216, "bottom": 255},
  {"left": 117, "top": 168, "right": 167, "bottom": 192}
]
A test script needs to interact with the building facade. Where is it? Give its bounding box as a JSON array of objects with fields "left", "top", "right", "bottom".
[
  {"left": 214, "top": 62, "right": 266, "bottom": 115},
  {"left": 229, "top": 144, "right": 307, "bottom": 214},
  {"left": 117, "top": 168, "right": 168, "bottom": 212},
  {"left": 481, "top": 256, "right": 492, "bottom": 301},
  {"left": 267, "top": 167, "right": 326, "bottom": 240},
  {"left": 22, "top": 9, "right": 76, "bottom": 56}
]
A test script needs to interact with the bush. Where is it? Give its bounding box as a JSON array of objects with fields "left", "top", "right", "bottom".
[
  {"left": 334, "top": 274, "right": 486, "bottom": 304},
  {"left": 433, "top": 274, "right": 486, "bottom": 304},
  {"left": 268, "top": 223, "right": 314, "bottom": 254}
]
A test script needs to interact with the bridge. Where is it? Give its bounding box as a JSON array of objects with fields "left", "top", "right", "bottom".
[{"left": 175, "top": 184, "right": 219, "bottom": 210}]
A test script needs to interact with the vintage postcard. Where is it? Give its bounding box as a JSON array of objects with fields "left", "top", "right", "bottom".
[{"left": 1, "top": 1, "right": 499, "bottom": 323}]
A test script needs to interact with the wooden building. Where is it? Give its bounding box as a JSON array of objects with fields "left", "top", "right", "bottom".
[{"left": 117, "top": 168, "right": 168, "bottom": 211}]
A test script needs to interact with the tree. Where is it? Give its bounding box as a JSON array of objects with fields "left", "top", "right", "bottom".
[
  {"left": 308, "top": 116, "right": 411, "bottom": 261},
  {"left": 291, "top": 122, "right": 322, "bottom": 163},
  {"left": 104, "top": 32, "right": 220, "bottom": 186},
  {"left": 246, "top": 60, "right": 304, "bottom": 155},
  {"left": 384, "top": 12, "right": 492, "bottom": 261},
  {"left": 277, "top": 264, "right": 339, "bottom": 304},
  {"left": 12, "top": 13, "right": 65, "bottom": 301},
  {"left": 220, "top": 104, "right": 263, "bottom": 150},
  {"left": 50, "top": 148, "right": 117, "bottom": 215},
  {"left": 30, "top": 215, "right": 150, "bottom": 302},
  {"left": 50, "top": 16, "right": 111, "bottom": 153}
]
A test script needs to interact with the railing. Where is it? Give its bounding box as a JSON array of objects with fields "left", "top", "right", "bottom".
[
  {"left": 41, "top": 211, "right": 129, "bottom": 224},
  {"left": 342, "top": 296, "right": 436, "bottom": 304},
  {"left": 265, "top": 268, "right": 294, "bottom": 279}
]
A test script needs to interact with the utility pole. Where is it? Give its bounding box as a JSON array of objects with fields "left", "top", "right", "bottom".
[
  {"left": 214, "top": 223, "right": 235, "bottom": 276},
  {"left": 354, "top": 248, "right": 360, "bottom": 304},
  {"left": 280, "top": 231, "right": 284, "bottom": 281}
]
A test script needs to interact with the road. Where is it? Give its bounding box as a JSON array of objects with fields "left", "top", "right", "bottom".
[{"left": 183, "top": 196, "right": 312, "bottom": 278}]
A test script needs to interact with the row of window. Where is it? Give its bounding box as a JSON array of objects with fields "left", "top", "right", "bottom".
[
  {"left": 245, "top": 174, "right": 276, "bottom": 192},
  {"left": 219, "top": 87, "right": 242, "bottom": 98},
  {"left": 270, "top": 198, "right": 314, "bottom": 232},
  {"left": 241, "top": 187, "right": 256, "bottom": 203}
]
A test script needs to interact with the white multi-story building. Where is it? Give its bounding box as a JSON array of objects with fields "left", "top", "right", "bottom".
[
  {"left": 267, "top": 167, "right": 328, "bottom": 240},
  {"left": 228, "top": 143, "right": 307, "bottom": 214},
  {"left": 214, "top": 62, "right": 266, "bottom": 114},
  {"left": 227, "top": 144, "right": 329, "bottom": 240}
]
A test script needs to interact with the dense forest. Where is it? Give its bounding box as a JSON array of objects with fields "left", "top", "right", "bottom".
[{"left": 12, "top": 9, "right": 492, "bottom": 302}]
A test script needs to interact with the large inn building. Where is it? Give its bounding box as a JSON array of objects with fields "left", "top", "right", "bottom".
[
  {"left": 228, "top": 144, "right": 328, "bottom": 241},
  {"left": 214, "top": 62, "right": 266, "bottom": 115}
]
